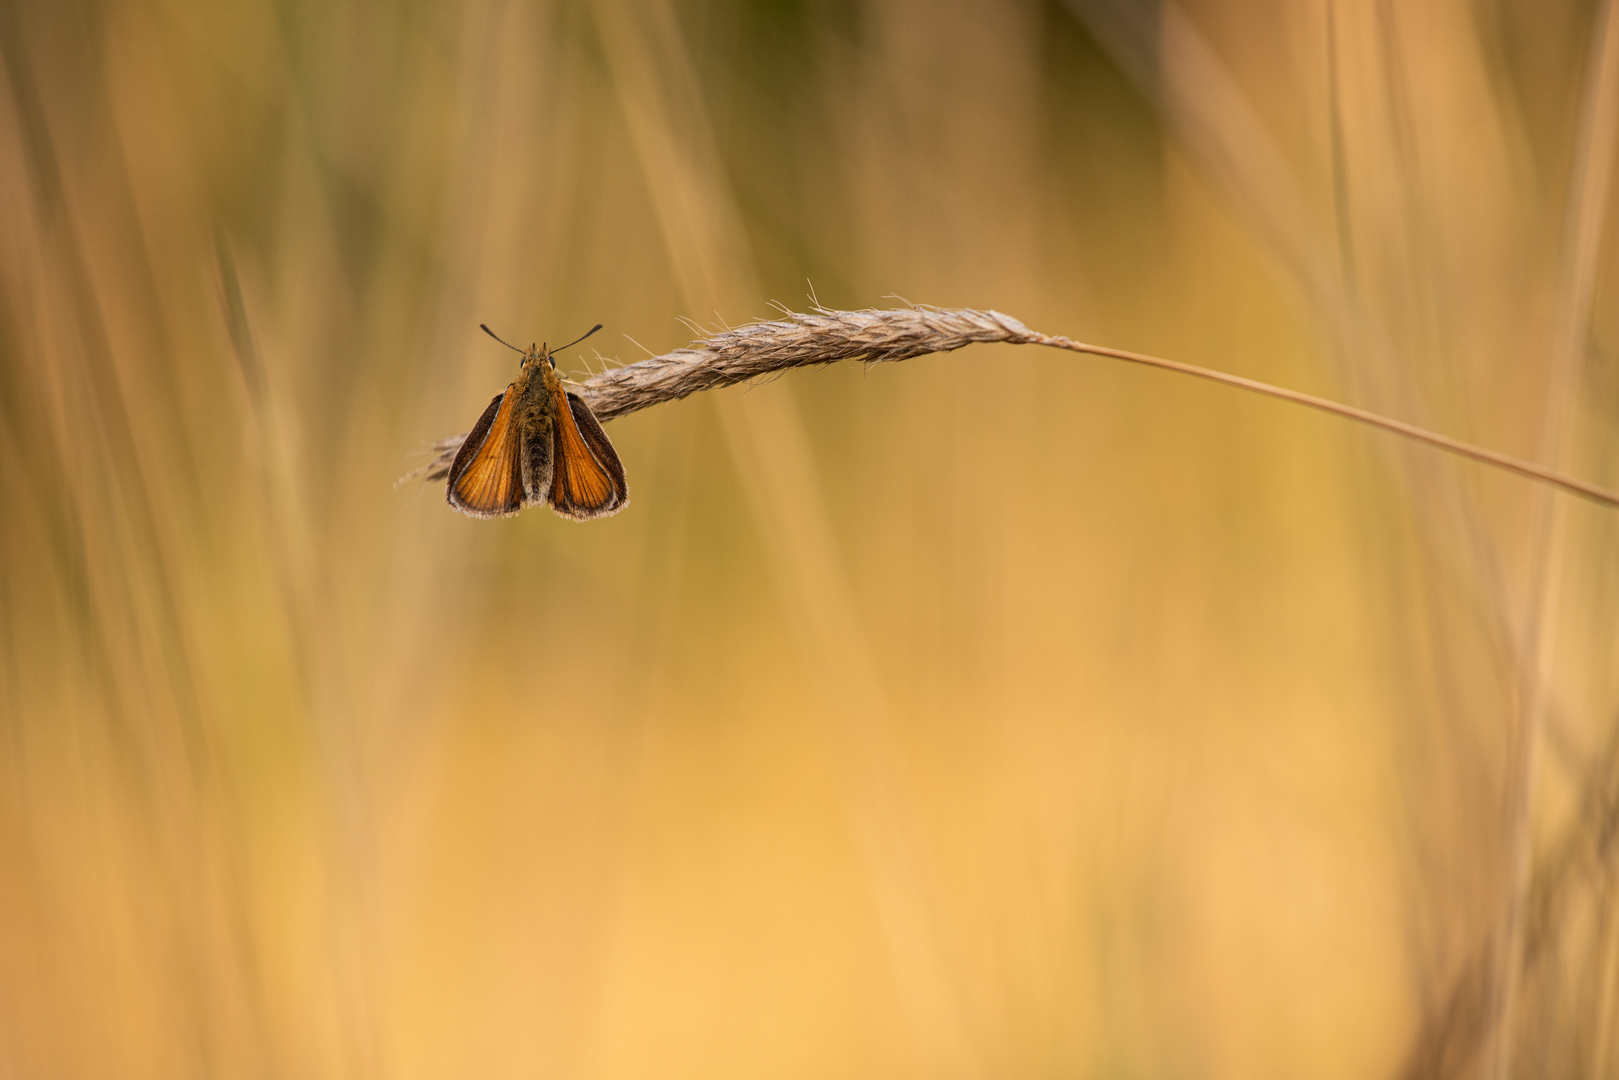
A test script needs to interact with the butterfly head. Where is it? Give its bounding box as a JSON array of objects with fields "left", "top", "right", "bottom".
[{"left": 520, "top": 343, "right": 552, "bottom": 371}]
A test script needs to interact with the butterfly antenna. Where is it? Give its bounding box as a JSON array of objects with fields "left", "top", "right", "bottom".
[
  {"left": 480, "top": 324, "right": 525, "bottom": 354},
  {"left": 553, "top": 323, "right": 603, "bottom": 355}
]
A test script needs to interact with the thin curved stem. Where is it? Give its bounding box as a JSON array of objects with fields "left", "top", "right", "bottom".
[{"left": 1027, "top": 332, "right": 1619, "bottom": 511}]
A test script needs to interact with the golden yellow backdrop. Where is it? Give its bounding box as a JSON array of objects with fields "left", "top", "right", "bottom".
[{"left": 2, "top": 1, "right": 1617, "bottom": 1077}]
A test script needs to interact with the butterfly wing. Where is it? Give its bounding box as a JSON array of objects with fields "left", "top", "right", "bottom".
[
  {"left": 445, "top": 388, "right": 525, "bottom": 517},
  {"left": 546, "top": 388, "right": 627, "bottom": 520},
  {"left": 567, "top": 392, "right": 628, "bottom": 502}
]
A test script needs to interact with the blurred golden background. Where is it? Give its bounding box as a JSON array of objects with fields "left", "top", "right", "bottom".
[{"left": 3, "top": 0, "right": 1618, "bottom": 1076}]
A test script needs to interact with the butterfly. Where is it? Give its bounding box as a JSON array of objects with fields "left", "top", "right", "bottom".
[{"left": 444, "top": 324, "right": 628, "bottom": 520}]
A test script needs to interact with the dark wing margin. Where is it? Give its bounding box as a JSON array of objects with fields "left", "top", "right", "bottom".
[{"left": 445, "top": 389, "right": 525, "bottom": 517}]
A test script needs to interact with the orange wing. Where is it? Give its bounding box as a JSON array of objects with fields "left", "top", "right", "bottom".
[
  {"left": 445, "top": 388, "right": 525, "bottom": 517},
  {"left": 546, "top": 387, "right": 627, "bottom": 520}
]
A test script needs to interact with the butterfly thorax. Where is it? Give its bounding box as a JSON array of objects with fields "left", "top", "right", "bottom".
[{"left": 513, "top": 348, "right": 562, "bottom": 435}]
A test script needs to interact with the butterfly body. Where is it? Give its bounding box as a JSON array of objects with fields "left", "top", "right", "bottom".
[{"left": 445, "top": 335, "right": 627, "bottom": 520}]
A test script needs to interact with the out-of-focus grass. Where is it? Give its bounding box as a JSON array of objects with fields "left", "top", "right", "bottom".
[{"left": 1, "top": 1, "right": 1616, "bottom": 1077}]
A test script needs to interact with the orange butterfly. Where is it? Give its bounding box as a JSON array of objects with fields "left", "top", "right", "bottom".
[{"left": 445, "top": 324, "right": 628, "bottom": 520}]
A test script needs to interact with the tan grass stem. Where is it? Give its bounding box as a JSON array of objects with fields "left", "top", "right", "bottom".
[{"left": 414, "top": 305, "right": 1619, "bottom": 511}]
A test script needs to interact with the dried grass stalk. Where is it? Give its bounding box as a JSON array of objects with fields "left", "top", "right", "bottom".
[{"left": 412, "top": 305, "right": 1619, "bottom": 510}]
